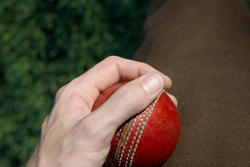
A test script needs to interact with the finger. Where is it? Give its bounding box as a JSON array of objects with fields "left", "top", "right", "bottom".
[
  {"left": 166, "top": 92, "right": 178, "bottom": 107},
  {"left": 67, "top": 56, "right": 172, "bottom": 111},
  {"left": 80, "top": 72, "right": 165, "bottom": 136}
]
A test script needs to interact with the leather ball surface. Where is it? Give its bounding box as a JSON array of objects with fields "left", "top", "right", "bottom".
[{"left": 92, "top": 81, "right": 181, "bottom": 167}]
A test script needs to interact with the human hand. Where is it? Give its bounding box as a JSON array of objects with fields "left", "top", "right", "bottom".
[{"left": 26, "top": 56, "right": 177, "bottom": 167}]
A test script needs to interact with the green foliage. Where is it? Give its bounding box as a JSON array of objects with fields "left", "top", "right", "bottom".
[
  {"left": 247, "top": 0, "right": 250, "bottom": 8},
  {"left": 0, "top": 0, "right": 149, "bottom": 166}
]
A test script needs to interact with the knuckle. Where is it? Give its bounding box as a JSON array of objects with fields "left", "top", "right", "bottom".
[
  {"left": 105, "top": 55, "right": 119, "bottom": 61},
  {"left": 67, "top": 88, "right": 80, "bottom": 98},
  {"left": 66, "top": 87, "right": 84, "bottom": 101},
  {"left": 104, "top": 55, "right": 121, "bottom": 64},
  {"left": 66, "top": 88, "right": 90, "bottom": 109},
  {"left": 55, "top": 85, "right": 66, "bottom": 100}
]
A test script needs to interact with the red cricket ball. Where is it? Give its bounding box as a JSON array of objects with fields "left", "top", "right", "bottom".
[{"left": 92, "top": 81, "right": 181, "bottom": 167}]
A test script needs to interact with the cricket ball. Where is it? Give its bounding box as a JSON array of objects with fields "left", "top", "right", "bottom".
[{"left": 92, "top": 81, "right": 181, "bottom": 167}]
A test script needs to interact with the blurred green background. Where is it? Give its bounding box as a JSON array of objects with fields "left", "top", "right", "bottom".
[{"left": 0, "top": 0, "right": 149, "bottom": 166}]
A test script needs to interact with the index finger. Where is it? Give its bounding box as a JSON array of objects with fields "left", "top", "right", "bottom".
[{"left": 71, "top": 56, "right": 172, "bottom": 109}]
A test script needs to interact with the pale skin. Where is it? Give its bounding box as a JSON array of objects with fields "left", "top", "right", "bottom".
[{"left": 26, "top": 56, "right": 177, "bottom": 167}]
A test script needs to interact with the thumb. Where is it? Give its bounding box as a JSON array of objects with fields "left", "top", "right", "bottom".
[{"left": 89, "top": 72, "right": 165, "bottom": 132}]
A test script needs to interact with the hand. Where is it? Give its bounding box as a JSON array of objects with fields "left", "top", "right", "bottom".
[{"left": 26, "top": 56, "right": 177, "bottom": 167}]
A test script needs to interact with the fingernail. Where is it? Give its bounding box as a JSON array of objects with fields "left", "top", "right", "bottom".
[{"left": 140, "top": 73, "right": 164, "bottom": 94}]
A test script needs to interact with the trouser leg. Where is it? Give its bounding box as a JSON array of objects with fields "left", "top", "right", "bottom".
[{"left": 134, "top": 0, "right": 250, "bottom": 166}]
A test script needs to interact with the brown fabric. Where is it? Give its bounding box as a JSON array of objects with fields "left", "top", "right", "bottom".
[{"left": 133, "top": 0, "right": 250, "bottom": 166}]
